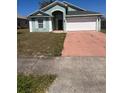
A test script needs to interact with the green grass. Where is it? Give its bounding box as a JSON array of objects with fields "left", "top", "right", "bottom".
[
  {"left": 17, "top": 74, "right": 56, "bottom": 93},
  {"left": 100, "top": 29, "right": 106, "bottom": 34},
  {"left": 17, "top": 29, "right": 66, "bottom": 57}
]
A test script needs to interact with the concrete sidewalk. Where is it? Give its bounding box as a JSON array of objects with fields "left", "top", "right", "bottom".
[{"left": 18, "top": 57, "right": 106, "bottom": 93}]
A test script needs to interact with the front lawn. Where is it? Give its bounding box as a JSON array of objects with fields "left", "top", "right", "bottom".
[
  {"left": 18, "top": 74, "right": 56, "bottom": 93},
  {"left": 17, "top": 29, "right": 66, "bottom": 57}
]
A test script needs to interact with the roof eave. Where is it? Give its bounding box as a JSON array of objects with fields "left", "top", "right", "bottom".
[{"left": 66, "top": 14, "right": 102, "bottom": 17}]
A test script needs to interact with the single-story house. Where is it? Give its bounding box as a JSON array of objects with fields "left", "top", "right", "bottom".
[{"left": 28, "top": 1, "right": 102, "bottom": 32}]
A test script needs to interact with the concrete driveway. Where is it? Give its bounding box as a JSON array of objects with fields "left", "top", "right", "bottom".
[
  {"left": 62, "top": 31, "right": 106, "bottom": 56},
  {"left": 18, "top": 57, "right": 106, "bottom": 93}
]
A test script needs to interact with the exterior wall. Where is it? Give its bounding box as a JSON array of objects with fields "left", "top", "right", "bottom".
[
  {"left": 96, "top": 17, "right": 101, "bottom": 32},
  {"left": 49, "top": 18, "right": 53, "bottom": 32},
  {"left": 66, "top": 16, "right": 97, "bottom": 31},
  {"left": 44, "top": 5, "right": 66, "bottom": 31},
  {"left": 29, "top": 17, "right": 50, "bottom": 32},
  {"left": 98, "top": 18, "right": 101, "bottom": 31},
  {"left": 29, "top": 20, "right": 32, "bottom": 32}
]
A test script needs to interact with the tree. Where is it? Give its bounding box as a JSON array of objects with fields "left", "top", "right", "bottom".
[{"left": 39, "top": 0, "right": 56, "bottom": 9}]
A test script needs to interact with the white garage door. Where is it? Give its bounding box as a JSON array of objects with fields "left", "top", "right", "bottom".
[{"left": 66, "top": 17, "right": 97, "bottom": 31}]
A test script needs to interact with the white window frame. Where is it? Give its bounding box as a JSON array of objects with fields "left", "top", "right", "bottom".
[{"left": 38, "top": 19, "right": 43, "bottom": 28}]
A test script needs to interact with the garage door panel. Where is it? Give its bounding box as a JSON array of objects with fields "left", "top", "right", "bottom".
[
  {"left": 66, "top": 17, "right": 97, "bottom": 31},
  {"left": 66, "top": 22, "right": 96, "bottom": 31},
  {"left": 67, "top": 17, "right": 96, "bottom": 22}
]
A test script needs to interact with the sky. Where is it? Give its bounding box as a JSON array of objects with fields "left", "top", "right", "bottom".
[{"left": 17, "top": 0, "right": 106, "bottom": 16}]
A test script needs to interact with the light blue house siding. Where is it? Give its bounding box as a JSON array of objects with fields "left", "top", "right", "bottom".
[
  {"left": 30, "top": 5, "right": 66, "bottom": 32},
  {"left": 29, "top": 5, "right": 80, "bottom": 32},
  {"left": 30, "top": 17, "right": 50, "bottom": 32}
]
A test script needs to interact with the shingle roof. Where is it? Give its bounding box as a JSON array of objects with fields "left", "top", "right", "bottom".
[
  {"left": 28, "top": 1, "right": 102, "bottom": 18},
  {"left": 67, "top": 11, "right": 101, "bottom": 15},
  {"left": 63, "top": 1, "right": 86, "bottom": 11}
]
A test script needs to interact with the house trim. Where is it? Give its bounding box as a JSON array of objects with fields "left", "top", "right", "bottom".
[
  {"left": 51, "top": 9, "right": 66, "bottom": 31},
  {"left": 96, "top": 17, "right": 101, "bottom": 32},
  {"left": 29, "top": 20, "right": 32, "bottom": 32}
]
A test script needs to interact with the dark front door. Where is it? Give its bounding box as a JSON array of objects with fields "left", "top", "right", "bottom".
[
  {"left": 58, "top": 20, "right": 63, "bottom": 30},
  {"left": 52, "top": 11, "right": 63, "bottom": 31}
]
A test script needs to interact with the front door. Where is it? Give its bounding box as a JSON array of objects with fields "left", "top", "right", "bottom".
[
  {"left": 58, "top": 20, "right": 63, "bottom": 30},
  {"left": 52, "top": 11, "right": 63, "bottom": 31}
]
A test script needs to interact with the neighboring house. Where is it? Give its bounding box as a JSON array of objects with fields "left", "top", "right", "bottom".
[
  {"left": 28, "top": 1, "right": 102, "bottom": 32},
  {"left": 17, "top": 14, "right": 29, "bottom": 29}
]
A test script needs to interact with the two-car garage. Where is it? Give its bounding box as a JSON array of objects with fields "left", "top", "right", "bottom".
[{"left": 66, "top": 16, "right": 101, "bottom": 31}]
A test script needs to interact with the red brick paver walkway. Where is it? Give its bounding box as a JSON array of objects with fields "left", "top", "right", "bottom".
[{"left": 62, "top": 31, "right": 106, "bottom": 56}]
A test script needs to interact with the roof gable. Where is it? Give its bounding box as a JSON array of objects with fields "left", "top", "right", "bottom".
[
  {"left": 41, "top": 1, "right": 66, "bottom": 11},
  {"left": 28, "top": 1, "right": 102, "bottom": 18},
  {"left": 28, "top": 11, "right": 51, "bottom": 17}
]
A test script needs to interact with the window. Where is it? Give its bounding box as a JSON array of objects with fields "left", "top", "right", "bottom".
[
  {"left": 32, "top": 18, "right": 35, "bottom": 21},
  {"left": 38, "top": 19, "right": 43, "bottom": 28}
]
